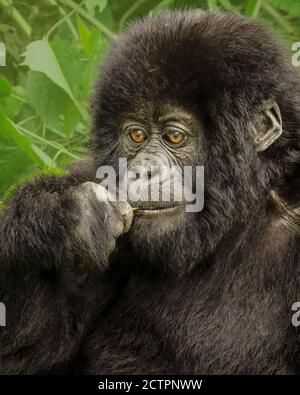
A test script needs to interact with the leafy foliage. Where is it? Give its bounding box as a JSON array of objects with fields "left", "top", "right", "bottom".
[{"left": 0, "top": 0, "right": 299, "bottom": 200}]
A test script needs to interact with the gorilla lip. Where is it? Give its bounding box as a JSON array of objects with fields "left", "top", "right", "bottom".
[{"left": 134, "top": 205, "right": 184, "bottom": 216}]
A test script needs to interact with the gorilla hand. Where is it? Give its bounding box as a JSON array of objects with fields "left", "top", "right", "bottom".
[
  {"left": 73, "top": 182, "right": 133, "bottom": 266},
  {"left": 0, "top": 176, "right": 133, "bottom": 270}
]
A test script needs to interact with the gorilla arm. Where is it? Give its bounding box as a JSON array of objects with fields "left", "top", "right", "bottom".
[{"left": 0, "top": 175, "right": 133, "bottom": 374}]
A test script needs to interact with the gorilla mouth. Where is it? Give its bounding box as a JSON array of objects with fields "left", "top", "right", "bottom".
[{"left": 133, "top": 203, "right": 184, "bottom": 216}]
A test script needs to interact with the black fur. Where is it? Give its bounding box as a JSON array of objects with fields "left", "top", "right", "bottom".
[{"left": 0, "top": 11, "right": 299, "bottom": 374}]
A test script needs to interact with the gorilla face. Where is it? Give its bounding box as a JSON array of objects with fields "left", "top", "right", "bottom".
[
  {"left": 120, "top": 103, "right": 203, "bottom": 209},
  {"left": 98, "top": 101, "right": 204, "bottom": 251},
  {"left": 121, "top": 104, "right": 203, "bottom": 248}
]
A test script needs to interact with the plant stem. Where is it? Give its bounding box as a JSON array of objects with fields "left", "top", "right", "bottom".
[
  {"left": 48, "top": 0, "right": 79, "bottom": 40},
  {"left": 52, "top": 150, "right": 63, "bottom": 163},
  {"left": 0, "top": 0, "right": 31, "bottom": 38},
  {"left": 249, "top": 0, "right": 262, "bottom": 18},
  {"left": 17, "top": 115, "right": 38, "bottom": 127},
  {"left": 119, "top": 0, "right": 147, "bottom": 30},
  {"left": 17, "top": 124, "right": 81, "bottom": 160},
  {"left": 62, "top": 0, "right": 116, "bottom": 39},
  {"left": 262, "top": 3, "right": 294, "bottom": 35},
  {"left": 10, "top": 93, "right": 26, "bottom": 103},
  {"left": 46, "top": 1, "right": 83, "bottom": 40},
  {"left": 60, "top": 6, "right": 79, "bottom": 40}
]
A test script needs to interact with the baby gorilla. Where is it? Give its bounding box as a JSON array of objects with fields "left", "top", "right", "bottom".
[{"left": 0, "top": 11, "right": 299, "bottom": 374}]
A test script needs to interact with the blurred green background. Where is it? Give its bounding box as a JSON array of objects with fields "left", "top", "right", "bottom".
[{"left": 0, "top": 0, "right": 300, "bottom": 201}]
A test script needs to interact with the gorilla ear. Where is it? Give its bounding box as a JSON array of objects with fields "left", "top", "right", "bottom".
[{"left": 251, "top": 100, "right": 282, "bottom": 152}]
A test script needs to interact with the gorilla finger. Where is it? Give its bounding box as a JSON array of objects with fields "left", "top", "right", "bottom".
[
  {"left": 107, "top": 239, "right": 116, "bottom": 255},
  {"left": 111, "top": 220, "right": 124, "bottom": 238},
  {"left": 111, "top": 201, "right": 133, "bottom": 233}
]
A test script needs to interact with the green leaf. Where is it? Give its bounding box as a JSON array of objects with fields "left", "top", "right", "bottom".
[
  {"left": 77, "top": 14, "right": 91, "bottom": 56},
  {"left": 51, "top": 36, "right": 106, "bottom": 108},
  {"left": 207, "top": 0, "right": 219, "bottom": 11},
  {"left": 22, "top": 40, "right": 76, "bottom": 103},
  {"left": 51, "top": 37, "right": 88, "bottom": 105},
  {"left": 25, "top": 71, "right": 62, "bottom": 130},
  {"left": 0, "top": 144, "right": 36, "bottom": 198},
  {"left": 0, "top": 76, "right": 11, "bottom": 96},
  {"left": 89, "top": 28, "right": 103, "bottom": 56},
  {"left": 246, "top": 0, "right": 262, "bottom": 17},
  {"left": 150, "top": 0, "right": 176, "bottom": 14},
  {"left": 219, "top": 0, "right": 238, "bottom": 12},
  {"left": 64, "top": 99, "right": 80, "bottom": 138},
  {"left": 0, "top": 113, "right": 44, "bottom": 164},
  {"left": 31, "top": 144, "right": 54, "bottom": 167},
  {"left": 267, "top": 0, "right": 300, "bottom": 15},
  {"left": 0, "top": 95, "right": 22, "bottom": 118},
  {"left": 25, "top": 71, "right": 80, "bottom": 137},
  {"left": 85, "top": 0, "right": 108, "bottom": 15}
]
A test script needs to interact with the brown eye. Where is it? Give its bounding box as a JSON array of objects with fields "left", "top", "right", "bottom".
[
  {"left": 165, "top": 130, "right": 185, "bottom": 144},
  {"left": 130, "top": 129, "right": 146, "bottom": 143}
]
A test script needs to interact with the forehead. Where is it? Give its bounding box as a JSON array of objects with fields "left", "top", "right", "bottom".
[{"left": 120, "top": 101, "right": 199, "bottom": 127}]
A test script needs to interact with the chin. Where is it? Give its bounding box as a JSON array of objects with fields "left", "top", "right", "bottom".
[{"left": 128, "top": 205, "right": 186, "bottom": 255}]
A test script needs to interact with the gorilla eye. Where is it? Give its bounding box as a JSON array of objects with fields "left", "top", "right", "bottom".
[
  {"left": 129, "top": 128, "right": 146, "bottom": 143},
  {"left": 164, "top": 130, "right": 185, "bottom": 145}
]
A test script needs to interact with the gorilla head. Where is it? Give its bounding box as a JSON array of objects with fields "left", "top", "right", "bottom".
[{"left": 90, "top": 11, "right": 300, "bottom": 272}]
